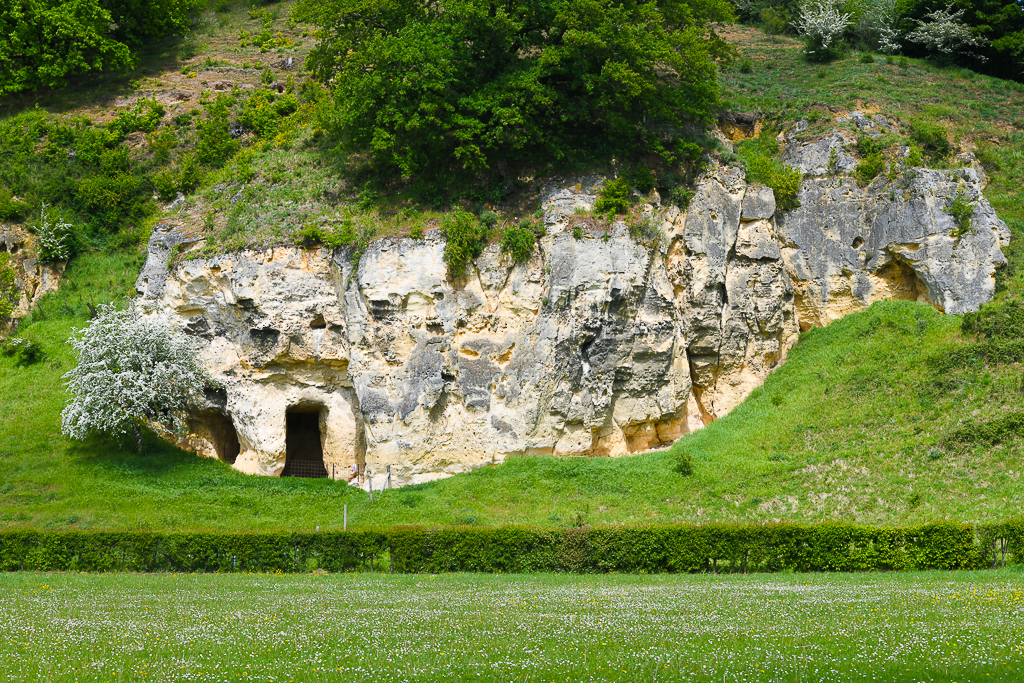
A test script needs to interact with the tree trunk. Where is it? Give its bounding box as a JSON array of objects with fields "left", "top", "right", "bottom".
[{"left": 132, "top": 423, "right": 144, "bottom": 454}]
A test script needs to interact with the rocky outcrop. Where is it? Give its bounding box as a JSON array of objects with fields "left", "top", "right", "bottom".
[
  {"left": 138, "top": 130, "right": 1010, "bottom": 486},
  {"left": 1, "top": 225, "right": 65, "bottom": 331}
]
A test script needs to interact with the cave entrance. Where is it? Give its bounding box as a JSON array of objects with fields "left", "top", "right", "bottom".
[
  {"left": 282, "top": 408, "right": 328, "bottom": 478},
  {"left": 189, "top": 411, "right": 241, "bottom": 464},
  {"left": 209, "top": 413, "right": 241, "bottom": 464}
]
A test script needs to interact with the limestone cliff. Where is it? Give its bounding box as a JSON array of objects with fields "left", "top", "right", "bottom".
[
  {"left": 1, "top": 225, "right": 65, "bottom": 331},
  {"left": 137, "top": 133, "right": 1010, "bottom": 486}
]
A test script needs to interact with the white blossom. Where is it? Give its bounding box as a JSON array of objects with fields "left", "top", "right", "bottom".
[
  {"left": 35, "top": 203, "right": 72, "bottom": 262},
  {"left": 794, "top": 0, "right": 852, "bottom": 59},
  {"left": 908, "top": 4, "right": 987, "bottom": 61},
  {"left": 61, "top": 302, "right": 209, "bottom": 451},
  {"left": 861, "top": 0, "right": 901, "bottom": 53}
]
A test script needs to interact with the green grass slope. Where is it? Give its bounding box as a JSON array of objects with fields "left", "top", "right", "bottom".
[{"left": 2, "top": 253, "right": 1021, "bottom": 531}]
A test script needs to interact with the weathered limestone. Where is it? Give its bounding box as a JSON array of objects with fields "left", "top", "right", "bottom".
[
  {"left": 138, "top": 130, "right": 1010, "bottom": 486},
  {"left": 1, "top": 224, "right": 64, "bottom": 330}
]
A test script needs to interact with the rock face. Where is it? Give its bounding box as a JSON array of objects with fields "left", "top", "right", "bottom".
[
  {"left": 138, "top": 132, "right": 1010, "bottom": 486},
  {"left": 1, "top": 225, "right": 65, "bottom": 331}
]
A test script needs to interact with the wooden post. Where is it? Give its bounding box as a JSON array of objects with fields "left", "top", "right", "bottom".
[
  {"left": 387, "top": 465, "right": 391, "bottom": 490},
  {"left": 343, "top": 504, "right": 347, "bottom": 531},
  {"left": 368, "top": 476, "right": 373, "bottom": 503},
  {"left": 332, "top": 463, "right": 335, "bottom": 480}
]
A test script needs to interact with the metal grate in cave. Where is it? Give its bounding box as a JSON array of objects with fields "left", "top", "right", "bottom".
[{"left": 281, "top": 459, "right": 328, "bottom": 478}]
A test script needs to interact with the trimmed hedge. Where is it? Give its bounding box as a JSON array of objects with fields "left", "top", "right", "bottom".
[{"left": 1, "top": 521, "right": 1021, "bottom": 574}]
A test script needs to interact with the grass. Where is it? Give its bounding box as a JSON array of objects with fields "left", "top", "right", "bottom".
[
  {"left": 2, "top": 251, "right": 1023, "bottom": 531},
  {"left": 1, "top": 569, "right": 1022, "bottom": 681}
]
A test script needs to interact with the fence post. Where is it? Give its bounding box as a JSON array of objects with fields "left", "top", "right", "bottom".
[{"left": 344, "top": 504, "right": 348, "bottom": 531}]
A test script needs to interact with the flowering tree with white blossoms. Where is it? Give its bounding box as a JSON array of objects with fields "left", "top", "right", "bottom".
[
  {"left": 908, "top": 4, "right": 988, "bottom": 62},
  {"left": 35, "top": 204, "right": 72, "bottom": 262},
  {"left": 61, "top": 303, "right": 209, "bottom": 453},
  {"left": 794, "top": 0, "right": 852, "bottom": 61},
  {"left": 861, "top": 0, "right": 901, "bottom": 54}
]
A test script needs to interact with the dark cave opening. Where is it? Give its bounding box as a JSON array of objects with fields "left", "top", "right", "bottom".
[{"left": 282, "top": 409, "right": 328, "bottom": 478}]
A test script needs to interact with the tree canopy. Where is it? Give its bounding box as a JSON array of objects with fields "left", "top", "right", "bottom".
[
  {"left": 0, "top": 0, "right": 200, "bottom": 96},
  {"left": 296, "top": 0, "right": 734, "bottom": 177}
]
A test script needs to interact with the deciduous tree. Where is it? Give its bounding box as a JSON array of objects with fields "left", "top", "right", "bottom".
[{"left": 61, "top": 303, "right": 209, "bottom": 453}]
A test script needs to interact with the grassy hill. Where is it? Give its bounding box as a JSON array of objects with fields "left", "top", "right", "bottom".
[{"left": 1, "top": 11, "right": 1023, "bottom": 532}]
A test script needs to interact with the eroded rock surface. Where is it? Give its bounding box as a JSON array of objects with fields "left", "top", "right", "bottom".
[
  {"left": 1, "top": 225, "right": 65, "bottom": 331},
  {"left": 138, "top": 132, "right": 1010, "bottom": 485}
]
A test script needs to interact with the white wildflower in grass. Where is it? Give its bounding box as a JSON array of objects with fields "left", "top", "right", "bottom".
[
  {"left": 61, "top": 302, "right": 208, "bottom": 452},
  {"left": 908, "top": 4, "right": 988, "bottom": 62},
  {"left": 0, "top": 571, "right": 1022, "bottom": 681},
  {"left": 794, "top": 0, "right": 852, "bottom": 61},
  {"left": 34, "top": 203, "right": 72, "bottom": 262}
]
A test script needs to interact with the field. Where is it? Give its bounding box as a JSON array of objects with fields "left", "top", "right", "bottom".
[{"left": 0, "top": 569, "right": 1022, "bottom": 682}]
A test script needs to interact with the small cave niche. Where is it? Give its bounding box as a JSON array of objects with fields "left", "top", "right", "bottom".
[
  {"left": 310, "top": 314, "right": 327, "bottom": 329},
  {"left": 851, "top": 236, "right": 864, "bottom": 249},
  {"left": 876, "top": 258, "right": 930, "bottom": 305},
  {"left": 192, "top": 411, "right": 241, "bottom": 464},
  {"left": 282, "top": 407, "right": 328, "bottom": 478}
]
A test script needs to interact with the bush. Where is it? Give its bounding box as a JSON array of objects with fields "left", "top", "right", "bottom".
[
  {"left": 854, "top": 153, "right": 885, "bottom": 186},
  {"left": 108, "top": 99, "right": 165, "bottom": 137},
  {"left": 441, "top": 211, "right": 489, "bottom": 279},
  {"left": 478, "top": 211, "right": 499, "bottom": 228},
  {"left": 674, "top": 453, "right": 694, "bottom": 476},
  {"left": 196, "top": 95, "right": 240, "bottom": 166},
  {"left": 1, "top": 520, "right": 1021, "bottom": 573},
  {"left": 294, "top": 220, "right": 362, "bottom": 250},
  {"left": 794, "top": 0, "right": 852, "bottom": 61},
  {"left": 296, "top": 0, "right": 734, "bottom": 177},
  {"left": 737, "top": 136, "right": 802, "bottom": 211},
  {"left": 760, "top": 7, "right": 790, "bottom": 35},
  {"left": 33, "top": 204, "right": 73, "bottom": 262},
  {"left": 61, "top": 303, "right": 210, "bottom": 453},
  {"left": 1, "top": 337, "right": 46, "bottom": 366},
  {"left": 240, "top": 88, "right": 299, "bottom": 137},
  {"left": 907, "top": 5, "right": 987, "bottom": 63},
  {"left": 594, "top": 178, "right": 632, "bottom": 216},
  {"left": 947, "top": 184, "right": 975, "bottom": 238},
  {"left": 500, "top": 222, "right": 537, "bottom": 263},
  {"left": 0, "top": 187, "right": 30, "bottom": 220}
]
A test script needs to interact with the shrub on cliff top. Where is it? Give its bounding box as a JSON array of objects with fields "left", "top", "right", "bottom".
[
  {"left": 0, "top": 254, "right": 17, "bottom": 326},
  {"left": 501, "top": 221, "right": 538, "bottom": 264},
  {"left": 441, "top": 211, "right": 489, "bottom": 279},
  {"left": 736, "top": 135, "right": 802, "bottom": 211}
]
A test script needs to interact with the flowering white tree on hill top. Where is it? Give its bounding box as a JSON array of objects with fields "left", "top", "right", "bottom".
[
  {"left": 795, "top": 0, "right": 852, "bottom": 61},
  {"left": 61, "top": 303, "right": 208, "bottom": 453}
]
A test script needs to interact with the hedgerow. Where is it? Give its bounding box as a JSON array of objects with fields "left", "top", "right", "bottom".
[{"left": 1, "top": 521, "right": 1020, "bottom": 573}]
